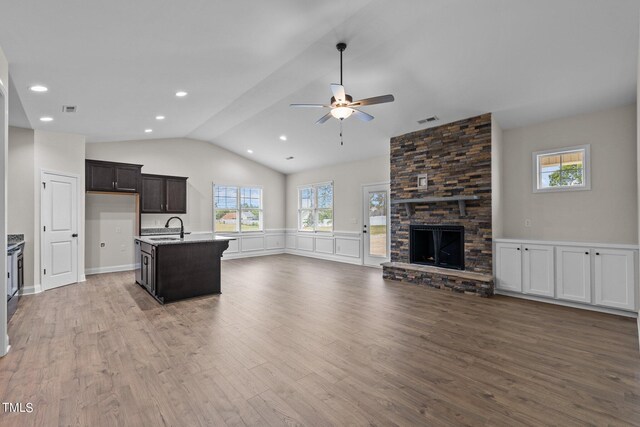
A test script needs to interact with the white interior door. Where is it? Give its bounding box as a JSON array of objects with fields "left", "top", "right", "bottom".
[
  {"left": 42, "top": 172, "right": 79, "bottom": 290},
  {"left": 363, "top": 183, "right": 390, "bottom": 267}
]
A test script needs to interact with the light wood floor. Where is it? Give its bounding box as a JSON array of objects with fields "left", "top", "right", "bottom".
[{"left": 1, "top": 254, "right": 639, "bottom": 426}]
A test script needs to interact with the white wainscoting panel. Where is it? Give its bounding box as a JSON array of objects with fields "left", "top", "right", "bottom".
[
  {"left": 335, "top": 238, "right": 360, "bottom": 258},
  {"left": 242, "top": 236, "right": 265, "bottom": 252},
  {"left": 286, "top": 235, "right": 296, "bottom": 249},
  {"left": 265, "top": 235, "right": 285, "bottom": 250},
  {"left": 296, "top": 235, "right": 315, "bottom": 252},
  {"left": 315, "top": 237, "right": 334, "bottom": 254},
  {"left": 208, "top": 230, "right": 286, "bottom": 259},
  {"left": 285, "top": 230, "right": 363, "bottom": 265},
  {"left": 225, "top": 239, "right": 239, "bottom": 253}
]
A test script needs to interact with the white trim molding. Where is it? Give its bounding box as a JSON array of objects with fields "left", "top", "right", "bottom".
[{"left": 532, "top": 144, "right": 591, "bottom": 193}]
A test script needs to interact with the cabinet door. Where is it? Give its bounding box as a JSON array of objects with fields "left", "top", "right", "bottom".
[
  {"left": 594, "top": 249, "right": 636, "bottom": 311},
  {"left": 86, "top": 162, "right": 114, "bottom": 191},
  {"left": 114, "top": 166, "right": 140, "bottom": 192},
  {"left": 165, "top": 178, "right": 187, "bottom": 213},
  {"left": 141, "top": 176, "right": 165, "bottom": 213},
  {"left": 556, "top": 246, "right": 591, "bottom": 303},
  {"left": 522, "top": 244, "right": 554, "bottom": 297},
  {"left": 496, "top": 243, "right": 522, "bottom": 292}
]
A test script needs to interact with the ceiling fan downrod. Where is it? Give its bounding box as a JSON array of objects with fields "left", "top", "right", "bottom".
[{"left": 337, "top": 42, "right": 346, "bottom": 86}]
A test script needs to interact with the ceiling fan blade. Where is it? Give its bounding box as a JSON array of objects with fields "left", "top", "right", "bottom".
[
  {"left": 349, "top": 94, "right": 395, "bottom": 107},
  {"left": 330, "top": 84, "right": 346, "bottom": 102},
  {"left": 315, "top": 112, "right": 333, "bottom": 124},
  {"left": 290, "top": 103, "right": 329, "bottom": 108},
  {"left": 352, "top": 109, "right": 374, "bottom": 122}
]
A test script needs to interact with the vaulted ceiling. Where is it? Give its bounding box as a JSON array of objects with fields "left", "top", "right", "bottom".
[{"left": 1, "top": 0, "right": 638, "bottom": 173}]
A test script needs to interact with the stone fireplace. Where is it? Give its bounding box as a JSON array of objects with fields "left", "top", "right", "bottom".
[{"left": 382, "top": 113, "right": 494, "bottom": 297}]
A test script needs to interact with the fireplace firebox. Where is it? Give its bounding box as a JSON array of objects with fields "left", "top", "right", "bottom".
[{"left": 410, "top": 225, "right": 464, "bottom": 270}]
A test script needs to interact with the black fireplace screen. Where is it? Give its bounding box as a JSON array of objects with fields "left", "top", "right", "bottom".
[{"left": 410, "top": 225, "right": 464, "bottom": 270}]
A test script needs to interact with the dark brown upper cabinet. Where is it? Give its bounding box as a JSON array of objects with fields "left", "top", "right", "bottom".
[
  {"left": 141, "top": 174, "right": 188, "bottom": 214},
  {"left": 86, "top": 159, "right": 142, "bottom": 193}
]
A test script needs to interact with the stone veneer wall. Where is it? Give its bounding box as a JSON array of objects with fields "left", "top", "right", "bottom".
[{"left": 386, "top": 113, "right": 493, "bottom": 294}]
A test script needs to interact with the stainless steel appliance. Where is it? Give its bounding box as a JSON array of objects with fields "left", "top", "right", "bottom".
[{"left": 7, "top": 243, "right": 24, "bottom": 321}]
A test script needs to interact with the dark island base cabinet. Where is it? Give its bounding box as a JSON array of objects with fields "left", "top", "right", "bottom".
[
  {"left": 86, "top": 159, "right": 143, "bottom": 193},
  {"left": 135, "top": 240, "right": 229, "bottom": 303},
  {"left": 141, "top": 174, "right": 188, "bottom": 214}
]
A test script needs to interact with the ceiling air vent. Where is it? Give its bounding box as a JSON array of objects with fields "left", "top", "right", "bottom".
[
  {"left": 62, "top": 105, "right": 77, "bottom": 113},
  {"left": 417, "top": 115, "right": 439, "bottom": 125},
  {"left": 285, "top": 156, "right": 294, "bottom": 160}
]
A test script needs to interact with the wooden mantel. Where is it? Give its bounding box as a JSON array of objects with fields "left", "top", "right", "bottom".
[{"left": 391, "top": 195, "right": 481, "bottom": 216}]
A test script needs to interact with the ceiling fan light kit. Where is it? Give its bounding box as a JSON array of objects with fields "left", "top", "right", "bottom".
[{"left": 290, "top": 42, "right": 395, "bottom": 144}]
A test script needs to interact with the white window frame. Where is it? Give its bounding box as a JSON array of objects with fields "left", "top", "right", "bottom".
[
  {"left": 532, "top": 144, "right": 591, "bottom": 193},
  {"left": 213, "top": 184, "right": 264, "bottom": 233},
  {"left": 297, "top": 181, "right": 334, "bottom": 233}
]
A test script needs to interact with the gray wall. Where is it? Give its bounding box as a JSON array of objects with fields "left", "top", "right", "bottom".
[
  {"left": 502, "top": 104, "right": 637, "bottom": 243},
  {"left": 285, "top": 155, "right": 390, "bottom": 232}
]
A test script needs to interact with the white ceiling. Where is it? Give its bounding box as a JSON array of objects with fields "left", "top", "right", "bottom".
[{"left": 1, "top": 0, "right": 638, "bottom": 173}]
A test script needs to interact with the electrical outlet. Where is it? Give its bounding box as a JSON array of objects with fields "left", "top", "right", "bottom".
[
  {"left": 100, "top": 242, "right": 106, "bottom": 248},
  {"left": 524, "top": 219, "right": 532, "bottom": 227},
  {"left": 120, "top": 244, "right": 125, "bottom": 252}
]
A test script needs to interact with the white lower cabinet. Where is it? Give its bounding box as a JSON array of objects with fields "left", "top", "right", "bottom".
[
  {"left": 495, "top": 243, "right": 522, "bottom": 292},
  {"left": 522, "top": 244, "right": 554, "bottom": 297},
  {"left": 556, "top": 246, "right": 592, "bottom": 304},
  {"left": 495, "top": 240, "right": 638, "bottom": 314},
  {"left": 594, "top": 249, "right": 635, "bottom": 311}
]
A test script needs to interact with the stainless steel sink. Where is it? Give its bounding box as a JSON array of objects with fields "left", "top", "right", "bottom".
[{"left": 149, "top": 237, "right": 180, "bottom": 241}]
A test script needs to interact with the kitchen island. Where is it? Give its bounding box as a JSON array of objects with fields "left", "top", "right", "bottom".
[{"left": 134, "top": 234, "right": 234, "bottom": 303}]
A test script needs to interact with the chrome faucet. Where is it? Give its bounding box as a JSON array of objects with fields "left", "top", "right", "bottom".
[{"left": 165, "top": 216, "right": 184, "bottom": 239}]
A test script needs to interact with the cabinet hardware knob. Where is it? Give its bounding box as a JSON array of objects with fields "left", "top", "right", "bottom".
[
  {"left": 596, "top": 252, "right": 600, "bottom": 256},
  {"left": 585, "top": 252, "right": 589, "bottom": 255},
  {"left": 72, "top": 233, "right": 78, "bottom": 238},
  {"left": 525, "top": 248, "right": 528, "bottom": 251},
  {"left": 516, "top": 247, "right": 520, "bottom": 250}
]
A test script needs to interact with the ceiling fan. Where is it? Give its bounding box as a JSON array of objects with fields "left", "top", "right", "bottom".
[{"left": 290, "top": 42, "right": 394, "bottom": 124}]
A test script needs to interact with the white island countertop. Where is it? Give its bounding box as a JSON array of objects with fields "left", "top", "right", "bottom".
[{"left": 134, "top": 234, "right": 236, "bottom": 246}]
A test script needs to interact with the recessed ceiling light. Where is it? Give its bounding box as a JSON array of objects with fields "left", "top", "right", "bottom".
[
  {"left": 144, "top": 129, "right": 153, "bottom": 133},
  {"left": 247, "top": 149, "right": 253, "bottom": 154},
  {"left": 39, "top": 117, "right": 53, "bottom": 122},
  {"left": 155, "top": 115, "right": 165, "bottom": 120},
  {"left": 279, "top": 135, "right": 287, "bottom": 141},
  {"left": 175, "top": 91, "right": 188, "bottom": 97},
  {"left": 30, "top": 85, "right": 48, "bottom": 92}
]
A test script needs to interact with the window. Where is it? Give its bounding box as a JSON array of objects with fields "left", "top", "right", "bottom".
[
  {"left": 533, "top": 145, "right": 590, "bottom": 193},
  {"left": 298, "top": 182, "right": 333, "bottom": 232},
  {"left": 214, "top": 185, "right": 263, "bottom": 232}
]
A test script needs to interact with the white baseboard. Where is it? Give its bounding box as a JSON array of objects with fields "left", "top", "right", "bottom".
[
  {"left": 284, "top": 249, "right": 363, "bottom": 266},
  {"left": 85, "top": 264, "right": 137, "bottom": 275},
  {"left": 21, "top": 283, "right": 43, "bottom": 295},
  {"left": 496, "top": 290, "right": 638, "bottom": 318}
]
